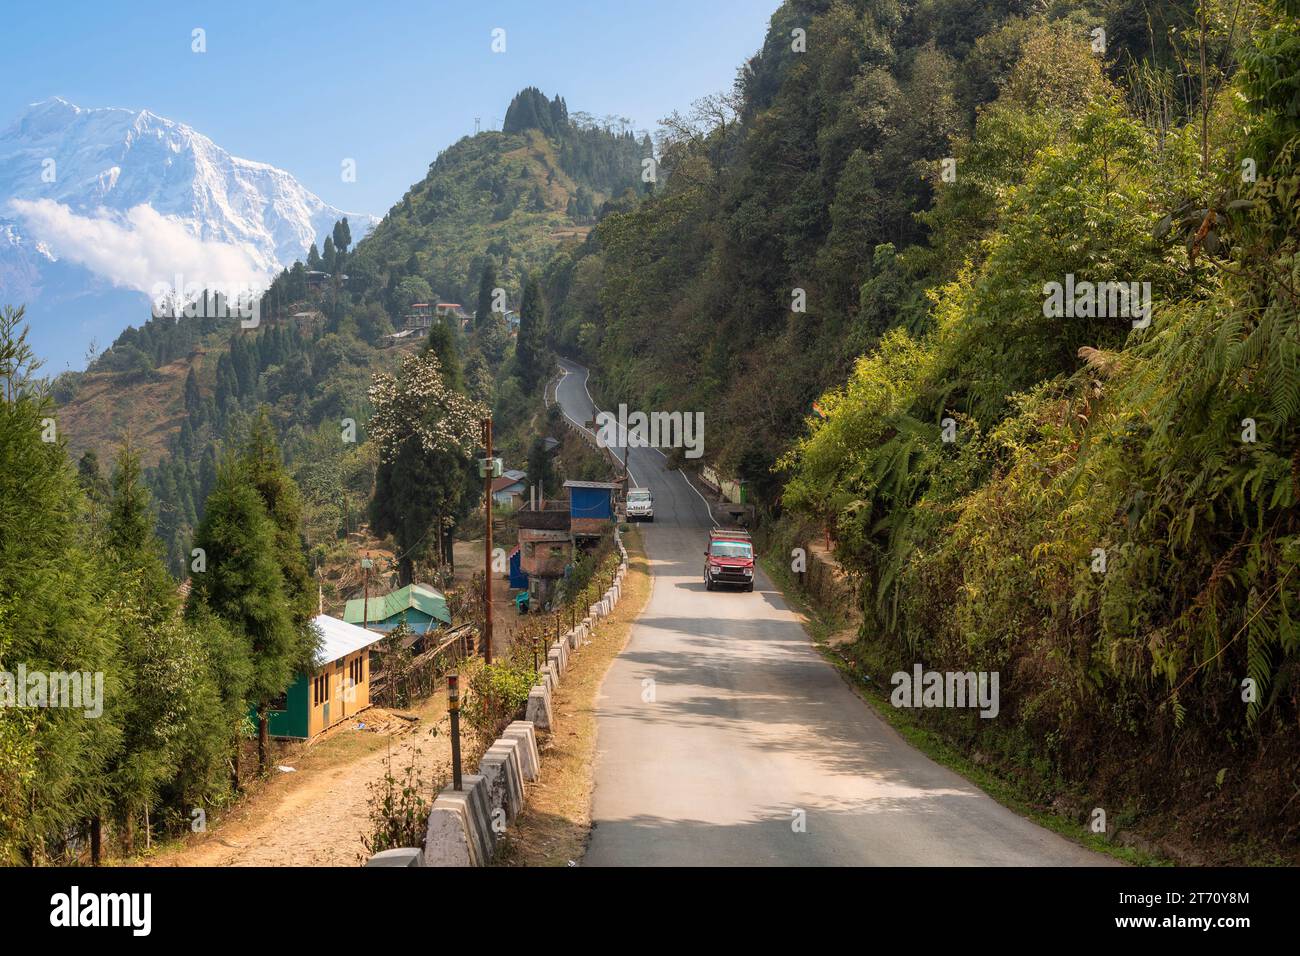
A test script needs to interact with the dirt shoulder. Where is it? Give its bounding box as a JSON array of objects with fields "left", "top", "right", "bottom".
[
  {"left": 140, "top": 698, "right": 453, "bottom": 868},
  {"left": 494, "top": 526, "right": 651, "bottom": 866}
]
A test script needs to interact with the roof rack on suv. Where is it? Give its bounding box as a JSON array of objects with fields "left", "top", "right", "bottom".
[{"left": 710, "top": 527, "right": 751, "bottom": 540}]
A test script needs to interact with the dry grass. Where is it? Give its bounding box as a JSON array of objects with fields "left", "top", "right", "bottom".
[
  {"left": 493, "top": 527, "right": 650, "bottom": 866},
  {"left": 58, "top": 352, "right": 200, "bottom": 468}
]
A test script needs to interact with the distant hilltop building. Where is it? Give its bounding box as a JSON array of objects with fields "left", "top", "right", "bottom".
[{"left": 404, "top": 302, "right": 433, "bottom": 330}]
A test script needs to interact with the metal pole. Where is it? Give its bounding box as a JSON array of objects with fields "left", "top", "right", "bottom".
[
  {"left": 448, "top": 673, "right": 462, "bottom": 791},
  {"left": 483, "top": 417, "right": 494, "bottom": 665}
]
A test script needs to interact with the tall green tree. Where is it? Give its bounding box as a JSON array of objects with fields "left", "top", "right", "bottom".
[
  {"left": 188, "top": 453, "right": 299, "bottom": 778},
  {"left": 332, "top": 218, "right": 352, "bottom": 257},
  {"left": 368, "top": 351, "right": 485, "bottom": 583},
  {"left": 476, "top": 262, "right": 498, "bottom": 329},
  {"left": 0, "top": 305, "right": 120, "bottom": 864},
  {"left": 515, "top": 273, "right": 547, "bottom": 392},
  {"left": 238, "top": 410, "right": 318, "bottom": 766}
]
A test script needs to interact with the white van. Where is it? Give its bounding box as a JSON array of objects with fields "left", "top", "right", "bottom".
[{"left": 626, "top": 488, "right": 654, "bottom": 522}]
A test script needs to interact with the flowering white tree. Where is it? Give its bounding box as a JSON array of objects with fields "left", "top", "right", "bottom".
[
  {"left": 367, "top": 350, "right": 487, "bottom": 583},
  {"left": 368, "top": 351, "right": 485, "bottom": 461}
]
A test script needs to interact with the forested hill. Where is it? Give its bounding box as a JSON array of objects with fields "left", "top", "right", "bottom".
[
  {"left": 542, "top": 0, "right": 1300, "bottom": 861},
  {"left": 51, "top": 87, "right": 647, "bottom": 574},
  {"left": 345, "top": 86, "right": 649, "bottom": 312}
]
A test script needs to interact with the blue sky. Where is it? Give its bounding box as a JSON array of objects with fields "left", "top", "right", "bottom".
[{"left": 4, "top": 0, "right": 780, "bottom": 216}]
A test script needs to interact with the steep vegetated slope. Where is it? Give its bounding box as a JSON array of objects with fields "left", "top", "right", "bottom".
[{"left": 545, "top": 0, "right": 1300, "bottom": 861}]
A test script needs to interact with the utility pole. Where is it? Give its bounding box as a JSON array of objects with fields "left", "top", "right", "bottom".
[{"left": 482, "top": 416, "right": 495, "bottom": 665}]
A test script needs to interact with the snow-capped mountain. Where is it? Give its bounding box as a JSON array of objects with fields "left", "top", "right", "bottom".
[{"left": 0, "top": 97, "right": 376, "bottom": 370}]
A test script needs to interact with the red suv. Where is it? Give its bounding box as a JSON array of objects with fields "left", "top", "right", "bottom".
[{"left": 704, "top": 529, "right": 755, "bottom": 592}]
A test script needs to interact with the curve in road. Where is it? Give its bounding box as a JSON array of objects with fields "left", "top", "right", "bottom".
[{"left": 555, "top": 359, "right": 1112, "bottom": 866}]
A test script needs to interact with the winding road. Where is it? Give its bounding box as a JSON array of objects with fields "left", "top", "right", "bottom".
[{"left": 555, "top": 358, "right": 1112, "bottom": 866}]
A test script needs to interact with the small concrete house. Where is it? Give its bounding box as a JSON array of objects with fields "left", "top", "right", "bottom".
[
  {"left": 265, "top": 614, "right": 385, "bottom": 739},
  {"left": 343, "top": 583, "right": 452, "bottom": 636}
]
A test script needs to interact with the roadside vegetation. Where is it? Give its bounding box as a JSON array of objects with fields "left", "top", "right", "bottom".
[{"left": 542, "top": 0, "right": 1300, "bottom": 862}]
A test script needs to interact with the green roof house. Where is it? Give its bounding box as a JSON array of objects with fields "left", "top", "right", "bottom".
[{"left": 343, "top": 583, "right": 451, "bottom": 636}]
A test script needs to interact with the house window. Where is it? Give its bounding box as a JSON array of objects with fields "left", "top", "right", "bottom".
[
  {"left": 313, "top": 673, "right": 331, "bottom": 706},
  {"left": 348, "top": 655, "right": 364, "bottom": 687},
  {"left": 269, "top": 692, "right": 287, "bottom": 712}
]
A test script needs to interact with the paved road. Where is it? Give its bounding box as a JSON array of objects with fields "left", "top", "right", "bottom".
[{"left": 555, "top": 358, "right": 1112, "bottom": 866}]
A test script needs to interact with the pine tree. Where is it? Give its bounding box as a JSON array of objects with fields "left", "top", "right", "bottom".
[
  {"left": 77, "top": 449, "right": 109, "bottom": 503},
  {"left": 0, "top": 305, "right": 120, "bottom": 864},
  {"left": 332, "top": 218, "right": 352, "bottom": 257},
  {"left": 100, "top": 443, "right": 196, "bottom": 854},
  {"left": 476, "top": 262, "right": 498, "bottom": 328},
  {"left": 189, "top": 453, "right": 298, "bottom": 780},
  {"left": 107, "top": 444, "right": 175, "bottom": 619},
  {"left": 238, "top": 410, "right": 318, "bottom": 768},
  {"left": 424, "top": 322, "right": 464, "bottom": 391},
  {"left": 515, "top": 273, "right": 548, "bottom": 392},
  {"left": 183, "top": 366, "right": 202, "bottom": 426}
]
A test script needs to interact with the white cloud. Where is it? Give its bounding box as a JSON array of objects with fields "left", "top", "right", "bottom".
[{"left": 7, "top": 198, "right": 272, "bottom": 298}]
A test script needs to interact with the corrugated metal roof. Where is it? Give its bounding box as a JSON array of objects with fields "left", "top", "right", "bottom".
[
  {"left": 342, "top": 583, "right": 451, "bottom": 628},
  {"left": 491, "top": 475, "right": 525, "bottom": 493},
  {"left": 563, "top": 480, "right": 622, "bottom": 489},
  {"left": 312, "top": 614, "right": 385, "bottom": 667}
]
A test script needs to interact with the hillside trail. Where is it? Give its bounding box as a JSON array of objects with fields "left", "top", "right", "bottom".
[{"left": 145, "top": 702, "right": 454, "bottom": 868}]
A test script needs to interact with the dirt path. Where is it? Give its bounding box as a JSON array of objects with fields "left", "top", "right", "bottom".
[
  {"left": 146, "top": 544, "right": 522, "bottom": 868},
  {"left": 145, "top": 703, "right": 455, "bottom": 868}
]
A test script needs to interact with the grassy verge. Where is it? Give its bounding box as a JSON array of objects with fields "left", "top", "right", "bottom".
[
  {"left": 493, "top": 527, "right": 651, "bottom": 866},
  {"left": 760, "top": 551, "right": 1168, "bottom": 867}
]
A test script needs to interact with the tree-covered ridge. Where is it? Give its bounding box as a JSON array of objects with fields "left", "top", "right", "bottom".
[
  {"left": 348, "top": 87, "right": 648, "bottom": 317},
  {"left": 50, "top": 86, "right": 639, "bottom": 579},
  {"left": 542, "top": 0, "right": 1230, "bottom": 494},
  {"left": 539, "top": 0, "right": 1300, "bottom": 859}
]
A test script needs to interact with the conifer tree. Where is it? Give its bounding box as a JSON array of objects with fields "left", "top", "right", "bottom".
[
  {"left": 476, "top": 262, "right": 498, "bottom": 329},
  {"left": 0, "top": 305, "right": 119, "bottom": 864},
  {"left": 189, "top": 452, "right": 300, "bottom": 778},
  {"left": 239, "top": 410, "right": 319, "bottom": 765},
  {"left": 515, "top": 273, "right": 548, "bottom": 392}
]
